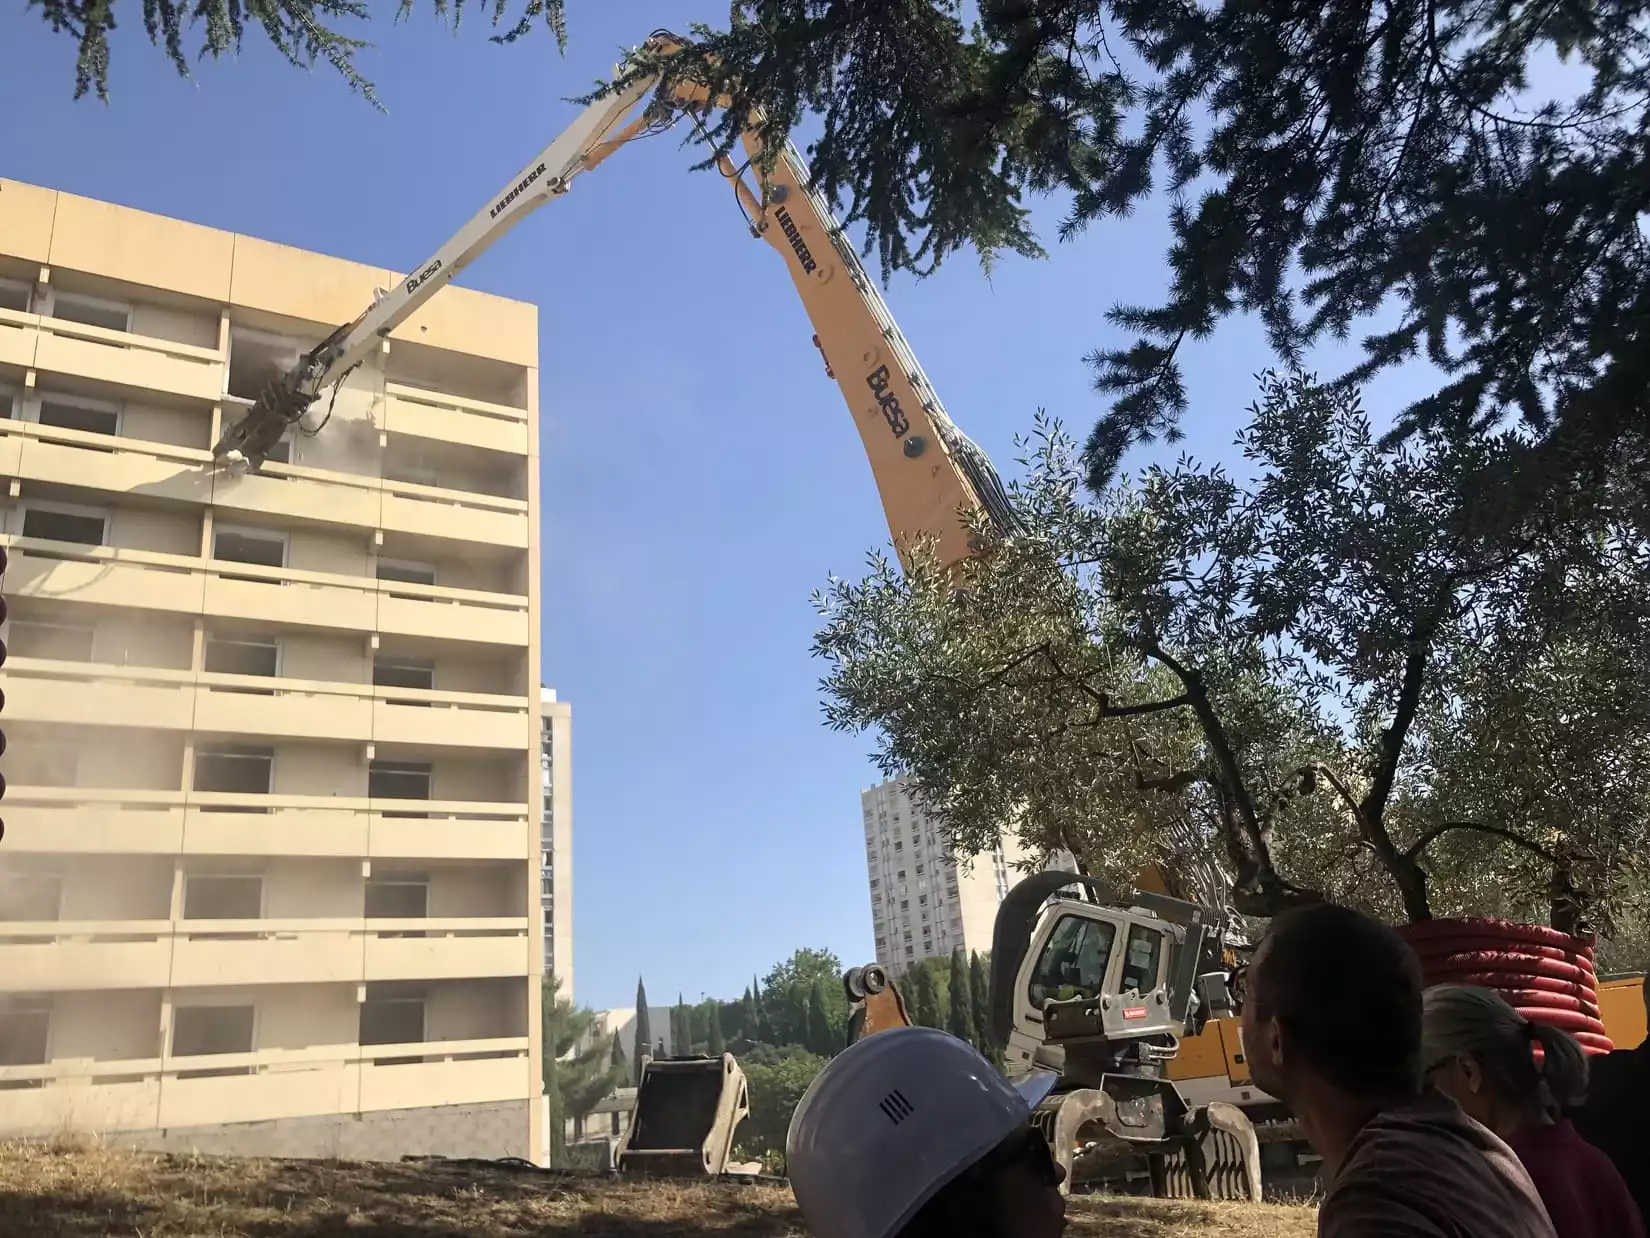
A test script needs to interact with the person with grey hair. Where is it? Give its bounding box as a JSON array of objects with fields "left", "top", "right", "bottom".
[
  {"left": 1571, "top": 971, "right": 1649, "bottom": 1226},
  {"left": 1422, "top": 984, "right": 1644, "bottom": 1238}
]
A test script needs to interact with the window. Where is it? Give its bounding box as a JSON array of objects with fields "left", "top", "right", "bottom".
[
  {"left": 899, "top": 899, "right": 909, "bottom": 911},
  {"left": 365, "top": 872, "right": 428, "bottom": 919},
  {"left": 369, "top": 759, "right": 432, "bottom": 801},
  {"left": 4, "top": 742, "right": 77, "bottom": 787},
  {"left": 52, "top": 293, "right": 131, "bottom": 334},
  {"left": 360, "top": 985, "right": 426, "bottom": 1063},
  {"left": 373, "top": 657, "right": 435, "bottom": 703},
  {"left": 1120, "top": 924, "right": 1167, "bottom": 996},
  {"left": 377, "top": 559, "right": 437, "bottom": 587},
  {"left": 6, "top": 619, "right": 95, "bottom": 662},
  {"left": 213, "top": 526, "right": 286, "bottom": 570},
  {"left": 182, "top": 874, "right": 263, "bottom": 920},
  {"left": 1027, "top": 914, "right": 1118, "bottom": 1010},
  {"left": 366, "top": 872, "right": 428, "bottom": 941},
  {"left": 171, "top": 1005, "right": 254, "bottom": 1077},
  {"left": 21, "top": 503, "right": 106, "bottom": 547},
  {"left": 193, "top": 746, "right": 274, "bottom": 799},
  {"left": 0, "top": 278, "right": 31, "bottom": 314},
  {"left": 868, "top": 878, "right": 880, "bottom": 889},
  {"left": 35, "top": 394, "right": 120, "bottom": 439},
  {"left": 204, "top": 635, "right": 280, "bottom": 682},
  {"left": 0, "top": 997, "right": 51, "bottom": 1087},
  {"left": 0, "top": 873, "right": 63, "bottom": 921}
]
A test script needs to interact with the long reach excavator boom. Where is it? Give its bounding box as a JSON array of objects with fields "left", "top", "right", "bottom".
[{"left": 212, "top": 29, "right": 1017, "bottom": 571}]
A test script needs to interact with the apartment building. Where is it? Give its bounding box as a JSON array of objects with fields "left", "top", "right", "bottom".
[
  {"left": 540, "top": 687, "right": 572, "bottom": 991},
  {"left": 0, "top": 180, "right": 547, "bottom": 1161},
  {"left": 862, "top": 777, "right": 1027, "bottom": 975}
]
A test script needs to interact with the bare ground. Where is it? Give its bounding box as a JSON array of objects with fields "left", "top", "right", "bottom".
[{"left": 0, "top": 1141, "right": 1318, "bottom": 1238}]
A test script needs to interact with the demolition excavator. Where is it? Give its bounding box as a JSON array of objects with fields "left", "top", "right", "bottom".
[
  {"left": 212, "top": 31, "right": 1262, "bottom": 1191},
  {"left": 846, "top": 873, "right": 1264, "bottom": 1203}
]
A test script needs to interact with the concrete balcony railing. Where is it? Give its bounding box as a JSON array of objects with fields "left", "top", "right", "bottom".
[
  {"left": 382, "top": 381, "right": 530, "bottom": 458},
  {"left": 0, "top": 1036, "right": 531, "bottom": 1135},
  {"left": 1, "top": 535, "right": 532, "bottom": 646},
  {"left": 2, "top": 655, "right": 534, "bottom": 751},
  {"left": 2, "top": 787, "right": 531, "bottom": 859},
  {"left": 0, "top": 416, "right": 531, "bottom": 549},
  {"left": 0, "top": 917, "right": 533, "bottom": 993},
  {"left": 0, "top": 304, "right": 224, "bottom": 403}
]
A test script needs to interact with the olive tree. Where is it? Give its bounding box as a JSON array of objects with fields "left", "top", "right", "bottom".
[{"left": 814, "top": 371, "right": 1650, "bottom": 930}]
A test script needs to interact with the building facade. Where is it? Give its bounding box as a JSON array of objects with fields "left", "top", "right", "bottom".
[
  {"left": 862, "top": 777, "right": 1027, "bottom": 975},
  {"left": 540, "top": 688, "right": 572, "bottom": 992},
  {"left": 0, "top": 181, "right": 546, "bottom": 1161}
]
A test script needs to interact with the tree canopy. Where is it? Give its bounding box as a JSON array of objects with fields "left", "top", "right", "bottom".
[
  {"left": 640, "top": 1, "right": 1650, "bottom": 518},
  {"left": 813, "top": 370, "right": 1650, "bottom": 934},
  {"left": 29, "top": 0, "right": 566, "bottom": 105}
]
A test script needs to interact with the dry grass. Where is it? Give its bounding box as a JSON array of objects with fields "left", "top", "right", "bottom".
[{"left": 0, "top": 1140, "right": 1318, "bottom": 1238}]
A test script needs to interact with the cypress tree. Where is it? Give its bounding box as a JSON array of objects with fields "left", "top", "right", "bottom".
[
  {"left": 947, "top": 948, "right": 975, "bottom": 1044},
  {"left": 633, "top": 977, "right": 651, "bottom": 1084},
  {"left": 970, "top": 952, "right": 994, "bottom": 1055},
  {"left": 707, "top": 1001, "right": 726, "bottom": 1056},
  {"left": 911, "top": 963, "right": 941, "bottom": 1029}
]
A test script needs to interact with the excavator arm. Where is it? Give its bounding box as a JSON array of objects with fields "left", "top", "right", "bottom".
[{"left": 213, "top": 30, "right": 1016, "bottom": 570}]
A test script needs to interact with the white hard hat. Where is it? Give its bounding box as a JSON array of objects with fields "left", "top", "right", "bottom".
[{"left": 786, "top": 1027, "right": 1059, "bottom": 1238}]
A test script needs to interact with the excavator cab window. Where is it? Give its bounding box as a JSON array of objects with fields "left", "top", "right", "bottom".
[
  {"left": 1028, "top": 914, "right": 1117, "bottom": 1010},
  {"left": 1121, "top": 924, "right": 1166, "bottom": 996}
]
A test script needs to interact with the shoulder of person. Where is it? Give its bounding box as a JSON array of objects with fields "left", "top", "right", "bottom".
[{"left": 1320, "top": 1179, "right": 1451, "bottom": 1238}]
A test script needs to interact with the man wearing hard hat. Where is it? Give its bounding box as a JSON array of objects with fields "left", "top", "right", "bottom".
[{"left": 786, "top": 1027, "right": 1067, "bottom": 1238}]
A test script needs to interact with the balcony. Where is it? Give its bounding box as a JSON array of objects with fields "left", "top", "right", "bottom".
[
  {"left": 1, "top": 656, "right": 532, "bottom": 749},
  {"left": 0, "top": 304, "right": 224, "bottom": 403},
  {"left": 0, "top": 925, "right": 173, "bottom": 992},
  {"left": 382, "top": 382, "right": 530, "bottom": 458},
  {"left": 3, "top": 787, "right": 531, "bottom": 859},
  {"left": 2, "top": 535, "right": 532, "bottom": 647},
  {"left": 0, "top": 1037, "right": 530, "bottom": 1135},
  {"left": 1, "top": 415, "right": 530, "bottom": 550},
  {"left": 0, "top": 918, "right": 531, "bottom": 993}
]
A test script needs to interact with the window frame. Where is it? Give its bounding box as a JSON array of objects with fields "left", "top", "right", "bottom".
[
  {"left": 169, "top": 1000, "right": 258, "bottom": 1074},
  {"left": 51, "top": 291, "right": 133, "bottom": 335},
  {"left": 3, "top": 741, "right": 79, "bottom": 788},
  {"left": 0, "top": 277, "right": 33, "bottom": 315},
  {"left": 181, "top": 872, "right": 266, "bottom": 921},
  {"left": 19, "top": 500, "right": 110, "bottom": 547},
  {"left": 375, "top": 558, "right": 439, "bottom": 588},
  {"left": 29, "top": 390, "right": 123, "bottom": 439},
  {"left": 211, "top": 524, "right": 289, "bottom": 570},
  {"left": 0, "top": 871, "right": 65, "bottom": 922},
  {"left": 0, "top": 995, "right": 53, "bottom": 1073},
  {"left": 4, "top": 616, "right": 97, "bottom": 663},
  {"left": 203, "top": 633, "right": 282, "bottom": 680},
  {"left": 192, "top": 745, "right": 276, "bottom": 798}
]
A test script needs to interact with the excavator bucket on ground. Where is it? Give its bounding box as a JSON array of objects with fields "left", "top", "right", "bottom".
[{"left": 615, "top": 1053, "right": 750, "bottom": 1177}]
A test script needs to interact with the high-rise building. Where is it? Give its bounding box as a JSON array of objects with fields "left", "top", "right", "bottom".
[
  {"left": 861, "top": 777, "right": 1027, "bottom": 974},
  {"left": 540, "top": 687, "right": 572, "bottom": 992},
  {"left": 0, "top": 180, "right": 547, "bottom": 1161}
]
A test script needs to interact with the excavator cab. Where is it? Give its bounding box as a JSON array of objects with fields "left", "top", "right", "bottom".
[{"left": 843, "top": 870, "right": 1261, "bottom": 1204}]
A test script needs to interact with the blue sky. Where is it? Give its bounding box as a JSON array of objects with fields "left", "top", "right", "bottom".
[{"left": 0, "top": 0, "right": 1439, "bottom": 1011}]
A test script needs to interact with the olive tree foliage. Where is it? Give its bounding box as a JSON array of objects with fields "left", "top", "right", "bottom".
[
  {"left": 27, "top": 0, "right": 565, "bottom": 104},
  {"left": 813, "top": 370, "right": 1650, "bottom": 931}
]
